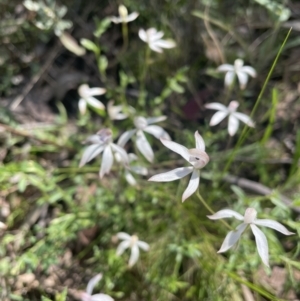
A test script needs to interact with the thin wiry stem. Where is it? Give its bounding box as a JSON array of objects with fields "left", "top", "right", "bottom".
[{"left": 196, "top": 192, "right": 232, "bottom": 231}]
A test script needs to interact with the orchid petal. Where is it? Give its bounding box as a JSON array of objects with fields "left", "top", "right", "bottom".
[
  {"left": 144, "top": 125, "right": 171, "bottom": 140},
  {"left": 79, "top": 98, "right": 87, "bottom": 115},
  {"left": 228, "top": 115, "right": 239, "bottom": 136},
  {"left": 117, "top": 129, "right": 136, "bottom": 147},
  {"left": 241, "top": 66, "right": 257, "bottom": 78},
  {"left": 116, "top": 240, "right": 130, "bottom": 256},
  {"left": 182, "top": 169, "right": 200, "bottom": 202},
  {"left": 85, "top": 96, "right": 105, "bottom": 110},
  {"left": 146, "top": 115, "right": 167, "bottom": 125},
  {"left": 86, "top": 274, "right": 102, "bottom": 295},
  {"left": 207, "top": 209, "right": 244, "bottom": 221},
  {"left": 131, "top": 166, "right": 148, "bottom": 175},
  {"left": 254, "top": 219, "right": 294, "bottom": 235},
  {"left": 224, "top": 71, "right": 235, "bottom": 87},
  {"left": 91, "top": 294, "right": 114, "bottom": 301},
  {"left": 126, "top": 12, "right": 139, "bottom": 22},
  {"left": 148, "top": 166, "right": 193, "bottom": 182},
  {"left": 195, "top": 131, "right": 205, "bottom": 151},
  {"left": 79, "top": 145, "right": 104, "bottom": 167},
  {"left": 100, "top": 146, "right": 113, "bottom": 178},
  {"left": 110, "top": 143, "right": 129, "bottom": 164},
  {"left": 160, "top": 139, "right": 190, "bottom": 162},
  {"left": 218, "top": 223, "right": 247, "bottom": 253},
  {"left": 149, "top": 30, "right": 164, "bottom": 41},
  {"left": 136, "top": 130, "right": 154, "bottom": 162},
  {"left": 205, "top": 102, "right": 227, "bottom": 111},
  {"left": 138, "top": 29, "right": 147, "bottom": 42},
  {"left": 152, "top": 39, "right": 176, "bottom": 49},
  {"left": 117, "top": 232, "right": 131, "bottom": 240},
  {"left": 110, "top": 16, "right": 121, "bottom": 23},
  {"left": 129, "top": 244, "right": 140, "bottom": 267},
  {"left": 125, "top": 171, "right": 137, "bottom": 186},
  {"left": 137, "top": 240, "right": 150, "bottom": 251},
  {"left": 149, "top": 44, "right": 163, "bottom": 53},
  {"left": 217, "top": 64, "right": 234, "bottom": 72},
  {"left": 233, "top": 112, "right": 255, "bottom": 127},
  {"left": 250, "top": 224, "right": 269, "bottom": 267},
  {"left": 236, "top": 71, "right": 249, "bottom": 90},
  {"left": 87, "top": 87, "right": 106, "bottom": 96},
  {"left": 209, "top": 111, "right": 228, "bottom": 126}
]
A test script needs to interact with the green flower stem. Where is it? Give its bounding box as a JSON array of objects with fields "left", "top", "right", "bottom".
[
  {"left": 121, "top": 22, "right": 128, "bottom": 51},
  {"left": 138, "top": 46, "right": 151, "bottom": 106},
  {"left": 196, "top": 191, "right": 232, "bottom": 231}
]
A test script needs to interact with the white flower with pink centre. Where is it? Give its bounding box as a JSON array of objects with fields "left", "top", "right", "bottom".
[
  {"left": 207, "top": 208, "right": 294, "bottom": 266},
  {"left": 148, "top": 131, "right": 209, "bottom": 202}
]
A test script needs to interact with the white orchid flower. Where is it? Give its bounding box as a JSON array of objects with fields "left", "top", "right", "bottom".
[
  {"left": 110, "top": 5, "right": 139, "bottom": 24},
  {"left": 138, "top": 28, "right": 176, "bottom": 53},
  {"left": 107, "top": 100, "right": 135, "bottom": 120},
  {"left": 118, "top": 116, "right": 171, "bottom": 162},
  {"left": 81, "top": 273, "right": 114, "bottom": 301},
  {"left": 116, "top": 232, "right": 150, "bottom": 267},
  {"left": 205, "top": 100, "right": 255, "bottom": 136},
  {"left": 79, "top": 129, "right": 129, "bottom": 178},
  {"left": 217, "top": 59, "right": 256, "bottom": 90},
  {"left": 78, "top": 84, "right": 106, "bottom": 115},
  {"left": 207, "top": 208, "right": 294, "bottom": 267},
  {"left": 148, "top": 131, "right": 209, "bottom": 202}
]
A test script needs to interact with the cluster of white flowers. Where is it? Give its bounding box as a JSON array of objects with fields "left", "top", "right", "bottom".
[{"left": 76, "top": 5, "right": 296, "bottom": 297}]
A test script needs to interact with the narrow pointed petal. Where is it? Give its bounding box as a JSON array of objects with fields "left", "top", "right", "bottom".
[
  {"left": 148, "top": 166, "right": 193, "bottom": 182},
  {"left": 87, "top": 87, "right": 106, "bottom": 96},
  {"left": 136, "top": 130, "right": 154, "bottom": 162},
  {"left": 144, "top": 125, "right": 170, "bottom": 140},
  {"left": 100, "top": 146, "right": 113, "bottom": 178},
  {"left": 224, "top": 71, "right": 235, "bottom": 87},
  {"left": 241, "top": 66, "right": 257, "bottom": 78},
  {"left": 217, "top": 64, "right": 234, "bottom": 72},
  {"left": 137, "top": 240, "right": 150, "bottom": 251},
  {"left": 91, "top": 294, "right": 114, "bottom": 301},
  {"left": 116, "top": 240, "right": 130, "bottom": 256},
  {"left": 233, "top": 112, "right": 255, "bottom": 127},
  {"left": 85, "top": 135, "right": 102, "bottom": 144},
  {"left": 117, "top": 232, "right": 131, "bottom": 240},
  {"left": 86, "top": 96, "right": 105, "bottom": 110},
  {"left": 126, "top": 12, "right": 139, "bottom": 22},
  {"left": 207, "top": 209, "right": 244, "bottom": 221},
  {"left": 218, "top": 223, "right": 247, "bottom": 253},
  {"left": 145, "top": 116, "right": 167, "bottom": 125},
  {"left": 79, "top": 145, "right": 104, "bottom": 167},
  {"left": 152, "top": 39, "right": 176, "bottom": 49},
  {"left": 250, "top": 224, "right": 269, "bottom": 267},
  {"left": 160, "top": 139, "right": 190, "bottom": 162},
  {"left": 209, "top": 111, "right": 228, "bottom": 126},
  {"left": 131, "top": 166, "right": 148, "bottom": 175},
  {"left": 125, "top": 171, "right": 137, "bottom": 186},
  {"left": 149, "top": 44, "right": 163, "bottom": 53},
  {"left": 205, "top": 102, "right": 227, "bottom": 111},
  {"left": 79, "top": 98, "right": 87, "bottom": 115},
  {"left": 236, "top": 71, "right": 249, "bottom": 90},
  {"left": 117, "top": 129, "right": 136, "bottom": 147},
  {"left": 138, "top": 29, "right": 147, "bottom": 42},
  {"left": 182, "top": 169, "right": 200, "bottom": 202},
  {"left": 86, "top": 274, "right": 102, "bottom": 295},
  {"left": 110, "top": 143, "right": 129, "bottom": 164},
  {"left": 128, "top": 245, "right": 140, "bottom": 267},
  {"left": 110, "top": 16, "right": 122, "bottom": 23},
  {"left": 254, "top": 219, "right": 294, "bottom": 235},
  {"left": 194, "top": 131, "right": 205, "bottom": 151},
  {"left": 150, "top": 30, "right": 164, "bottom": 41},
  {"left": 228, "top": 115, "right": 239, "bottom": 136}
]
